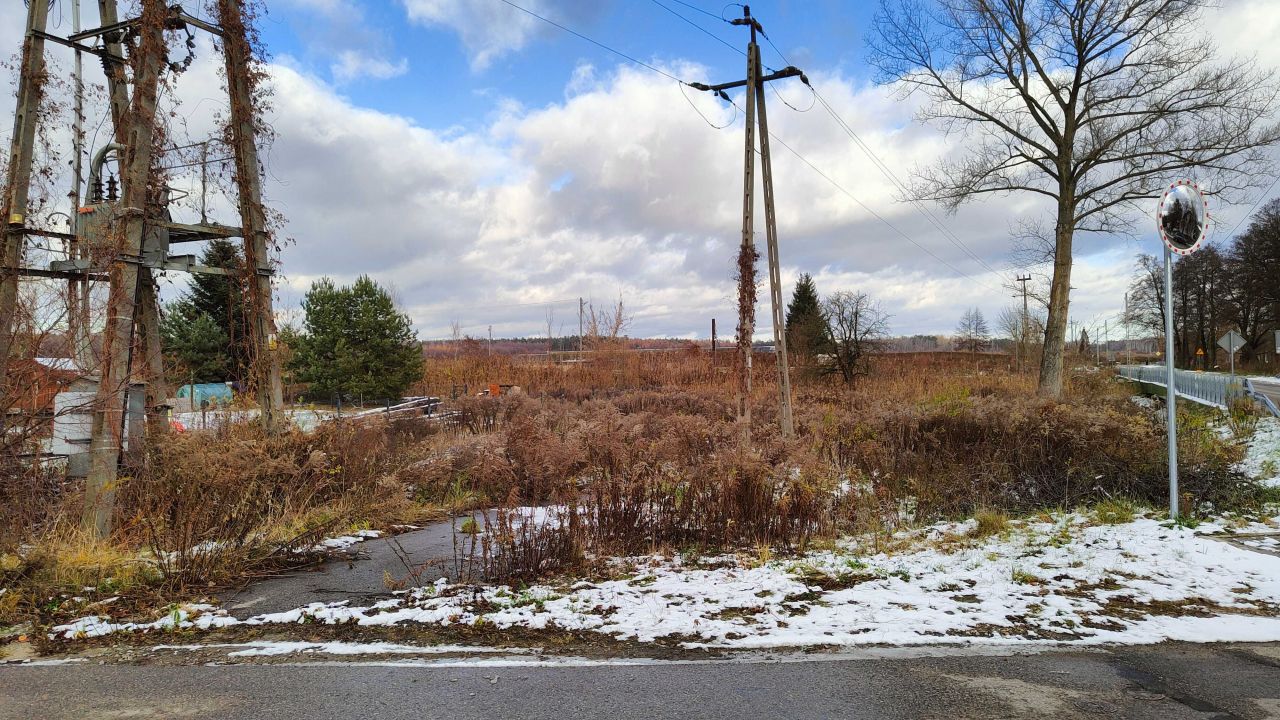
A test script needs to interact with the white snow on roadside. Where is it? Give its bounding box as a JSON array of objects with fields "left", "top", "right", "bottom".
[
  {"left": 1237, "top": 417, "right": 1280, "bottom": 487},
  {"left": 51, "top": 514, "right": 1280, "bottom": 648},
  {"left": 151, "top": 640, "right": 514, "bottom": 657},
  {"left": 1129, "top": 395, "right": 1157, "bottom": 410},
  {"left": 313, "top": 529, "right": 382, "bottom": 552}
]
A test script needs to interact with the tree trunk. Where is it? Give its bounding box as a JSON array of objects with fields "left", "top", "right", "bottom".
[{"left": 1037, "top": 198, "right": 1075, "bottom": 398}]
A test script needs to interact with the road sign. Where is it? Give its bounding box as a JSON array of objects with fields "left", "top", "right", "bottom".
[
  {"left": 1157, "top": 180, "right": 1209, "bottom": 255},
  {"left": 1218, "top": 330, "right": 1245, "bottom": 354},
  {"left": 1196, "top": 347, "right": 1205, "bottom": 357}
]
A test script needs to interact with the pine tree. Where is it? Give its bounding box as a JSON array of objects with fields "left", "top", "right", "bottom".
[
  {"left": 161, "top": 300, "right": 231, "bottom": 382},
  {"left": 785, "top": 273, "right": 828, "bottom": 365},
  {"left": 183, "top": 239, "right": 250, "bottom": 382},
  {"left": 290, "top": 276, "right": 424, "bottom": 402}
]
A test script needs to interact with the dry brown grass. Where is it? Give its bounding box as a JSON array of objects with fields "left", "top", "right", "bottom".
[
  {"left": 415, "top": 350, "right": 1253, "bottom": 581},
  {"left": 0, "top": 349, "right": 1257, "bottom": 616}
]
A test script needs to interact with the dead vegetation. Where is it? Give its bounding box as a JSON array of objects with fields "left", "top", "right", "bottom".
[{"left": 0, "top": 350, "right": 1261, "bottom": 627}]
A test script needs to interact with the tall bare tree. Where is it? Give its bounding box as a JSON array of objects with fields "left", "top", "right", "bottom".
[{"left": 870, "top": 0, "right": 1280, "bottom": 396}]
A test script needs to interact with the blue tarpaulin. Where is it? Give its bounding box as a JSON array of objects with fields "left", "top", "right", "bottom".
[{"left": 176, "top": 382, "right": 233, "bottom": 407}]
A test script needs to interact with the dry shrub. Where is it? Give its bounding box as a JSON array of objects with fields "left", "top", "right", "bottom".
[
  {"left": 0, "top": 462, "right": 74, "bottom": 550},
  {"left": 117, "top": 419, "right": 425, "bottom": 589},
  {"left": 428, "top": 363, "right": 1251, "bottom": 582}
]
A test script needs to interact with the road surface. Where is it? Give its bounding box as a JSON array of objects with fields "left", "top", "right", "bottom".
[
  {"left": 220, "top": 515, "right": 483, "bottom": 618},
  {"left": 4, "top": 642, "right": 1280, "bottom": 719},
  {"left": 1251, "top": 376, "right": 1280, "bottom": 413}
]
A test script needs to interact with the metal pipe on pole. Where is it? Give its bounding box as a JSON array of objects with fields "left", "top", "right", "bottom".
[{"left": 1163, "top": 244, "right": 1179, "bottom": 520}]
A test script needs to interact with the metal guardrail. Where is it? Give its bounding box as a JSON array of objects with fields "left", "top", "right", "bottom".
[
  {"left": 1116, "top": 364, "right": 1244, "bottom": 409},
  {"left": 1244, "top": 378, "right": 1280, "bottom": 417}
]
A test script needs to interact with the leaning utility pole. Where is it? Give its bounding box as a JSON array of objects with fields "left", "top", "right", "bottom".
[{"left": 690, "top": 5, "right": 805, "bottom": 440}]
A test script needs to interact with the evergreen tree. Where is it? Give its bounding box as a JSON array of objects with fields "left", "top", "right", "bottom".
[
  {"left": 290, "top": 276, "right": 424, "bottom": 402},
  {"left": 185, "top": 239, "right": 251, "bottom": 382},
  {"left": 161, "top": 300, "right": 231, "bottom": 382},
  {"left": 785, "top": 273, "right": 828, "bottom": 364}
]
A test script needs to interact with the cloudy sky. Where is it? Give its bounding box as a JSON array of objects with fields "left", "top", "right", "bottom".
[{"left": 4, "top": 0, "right": 1280, "bottom": 341}]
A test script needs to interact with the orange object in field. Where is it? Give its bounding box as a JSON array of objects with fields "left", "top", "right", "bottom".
[{"left": 489, "top": 383, "right": 501, "bottom": 397}]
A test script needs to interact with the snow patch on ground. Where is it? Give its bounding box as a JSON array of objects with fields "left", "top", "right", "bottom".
[
  {"left": 312, "top": 530, "right": 382, "bottom": 552},
  {"left": 151, "top": 640, "right": 514, "bottom": 657},
  {"left": 1237, "top": 417, "right": 1280, "bottom": 487},
  {"left": 52, "top": 514, "right": 1280, "bottom": 648}
]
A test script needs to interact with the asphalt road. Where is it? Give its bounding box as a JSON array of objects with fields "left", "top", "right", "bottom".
[
  {"left": 4, "top": 642, "right": 1280, "bottom": 719},
  {"left": 220, "top": 516, "right": 481, "bottom": 618},
  {"left": 1251, "top": 377, "right": 1280, "bottom": 412}
]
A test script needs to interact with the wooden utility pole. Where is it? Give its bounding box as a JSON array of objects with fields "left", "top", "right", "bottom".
[
  {"left": 218, "top": 0, "right": 285, "bottom": 434},
  {"left": 689, "top": 5, "right": 804, "bottom": 440},
  {"left": 0, "top": 0, "right": 50, "bottom": 396},
  {"left": 0, "top": 1, "right": 289, "bottom": 537}
]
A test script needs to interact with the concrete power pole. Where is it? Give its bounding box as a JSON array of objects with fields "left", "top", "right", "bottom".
[
  {"left": 218, "top": 0, "right": 285, "bottom": 433},
  {"left": 690, "top": 5, "right": 804, "bottom": 440},
  {"left": 0, "top": 0, "right": 50, "bottom": 396},
  {"left": 0, "top": 0, "right": 295, "bottom": 537},
  {"left": 1014, "top": 274, "right": 1031, "bottom": 373},
  {"left": 84, "top": 0, "right": 169, "bottom": 537},
  {"left": 93, "top": 0, "right": 168, "bottom": 438}
]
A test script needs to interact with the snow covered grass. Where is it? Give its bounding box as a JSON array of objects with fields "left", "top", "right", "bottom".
[
  {"left": 52, "top": 510, "right": 1280, "bottom": 648},
  {"left": 1236, "top": 417, "right": 1280, "bottom": 487}
]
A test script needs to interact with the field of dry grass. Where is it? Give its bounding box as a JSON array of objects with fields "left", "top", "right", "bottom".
[{"left": 0, "top": 348, "right": 1260, "bottom": 626}]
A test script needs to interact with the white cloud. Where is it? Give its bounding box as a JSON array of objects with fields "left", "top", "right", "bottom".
[
  {"left": 3, "top": 0, "right": 1276, "bottom": 342},
  {"left": 401, "top": 0, "right": 602, "bottom": 71},
  {"left": 330, "top": 51, "right": 409, "bottom": 82}
]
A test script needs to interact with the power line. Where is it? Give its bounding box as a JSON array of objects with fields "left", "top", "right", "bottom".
[
  {"left": 809, "top": 88, "right": 1009, "bottom": 280},
  {"left": 665, "top": 0, "right": 726, "bottom": 22},
  {"left": 1221, "top": 173, "right": 1280, "bottom": 240},
  {"left": 756, "top": 117, "right": 1004, "bottom": 293},
  {"left": 509, "top": 0, "right": 1003, "bottom": 293},
  {"left": 496, "top": 0, "right": 685, "bottom": 84},
  {"left": 647, "top": 0, "right": 744, "bottom": 59},
  {"left": 757, "top": 22, "right": 1011, "bottom": 283}
]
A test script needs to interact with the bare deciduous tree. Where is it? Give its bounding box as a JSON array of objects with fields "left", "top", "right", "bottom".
[
  {"left": 821, "top": 291, "right": 890, "bottom": 383},
  {"left": 586, "top": 297, "right": 631, "bottom": 352},
  {"left": 870, "top": 0, "right": 1280, "bottom": 397},
  {"left": 955, "top": 307, "right": 991, "bottom": 354}
]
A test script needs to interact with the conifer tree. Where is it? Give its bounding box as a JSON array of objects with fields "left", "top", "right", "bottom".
[
  {"left": 290, "top": 276, "right": 424, "bottom": 402},
  {"left": 785, "top": 273, "right": 828, "bottom": 365},
  {"left": 160, "top": 300, "right": 231, "bottom": 383}
]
